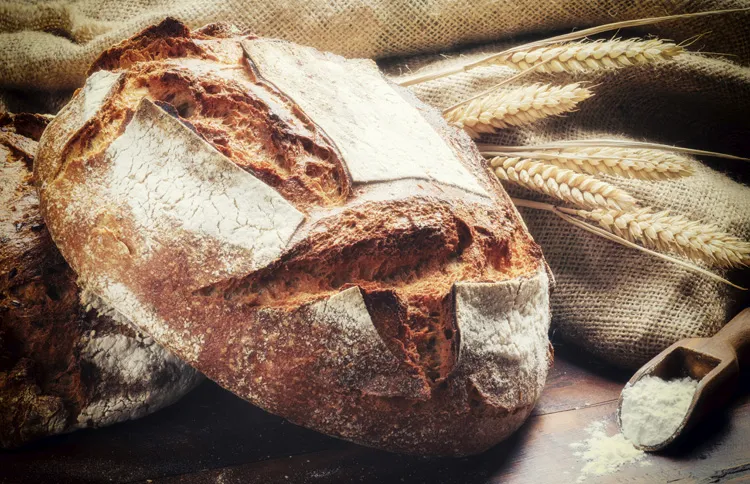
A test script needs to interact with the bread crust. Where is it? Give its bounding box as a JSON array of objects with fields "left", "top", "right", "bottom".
[
  {"left": 35, "top": 19, "right": 552, "bottom": 455},
  {"left": 0, "top": 112, "right": 200, "bottom": 448}
]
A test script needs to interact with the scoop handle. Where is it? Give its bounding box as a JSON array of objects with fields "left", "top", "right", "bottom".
[{"left": 712, "top": 307, "right": 750, "bottom": 366}]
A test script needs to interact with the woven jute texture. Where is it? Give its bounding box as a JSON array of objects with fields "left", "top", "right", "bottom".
[
  {"left": 2, "top": 0, "right": 749, "bottom": 368},
  {"left": 2, "top": 0, "right": 750, "bottom": 91}
]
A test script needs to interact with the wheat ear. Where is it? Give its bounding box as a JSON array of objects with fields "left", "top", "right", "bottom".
[
  {"left": 398, "top": 8, "right": 749, "bottom": 86},
  {"left": 573, "top": 207, "right": 750, "bottom": 268},
  {"left": 512, "top": 198, "right": 747, "bottom": 289},
  {"left": 444, "top": 83, "right": 592, "bottom": 137},
  {"left": 490, "top": 156, "right": 636, "bottom": 210},
  {"left": 481, "top": 147, "right": 693, "bottom": 179},
  {"left": 490, "top": 39, "right": 683, "bottom": 73}
]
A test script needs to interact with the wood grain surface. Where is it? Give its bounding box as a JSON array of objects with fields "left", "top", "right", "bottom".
[{"left": 2, "top": 342, "right": 748, "bottom": 484}]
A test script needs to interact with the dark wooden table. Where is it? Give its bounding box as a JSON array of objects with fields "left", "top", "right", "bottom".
[{"left": 2, "top": 342, "right": 748, "bottom": 484}]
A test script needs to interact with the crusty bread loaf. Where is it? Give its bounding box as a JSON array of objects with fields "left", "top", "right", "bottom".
[
  {"left": 0, "top": 112, "right": 201, "bottom": 448},
  {"left": 35, "top": 19, "right": 553, "bottom": 456}
]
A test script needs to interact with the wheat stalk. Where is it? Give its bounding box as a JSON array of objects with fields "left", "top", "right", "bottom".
[
  {"left": 490, "top": 156, "right": 636, "bottom": 210},
  {"left": 489, "top": 139, "right": 750, "bottom": 162},
  {"left": 444, "top": 83, "right": 592, "bottom": 137},
  {"left": 572, "top": 207, "right": 750, "bottom": 268},
  {"left": 481, "top": 147, "right": 693, "bottom": 179},
  {"left": 512, "top": 198, "right": 747, "bottom": 289},
  {"left": 489, "top": 39, "right": 683, "bottom": 73}
]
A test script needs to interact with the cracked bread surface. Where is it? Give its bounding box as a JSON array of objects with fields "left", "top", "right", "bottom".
[
  {"left": 35, "top": 18, "right": 552, "bottom": 456},
  {"left": 0, "top": 112, "right": 201, "bottom": 448}
]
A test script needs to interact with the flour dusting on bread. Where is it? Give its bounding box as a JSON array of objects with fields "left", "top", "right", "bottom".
[
  {"left": 82, "top": 281, "right": 206, "bottom": 362},
  {"left": 243, "top": 39, "right": 488, "bottom": 196},
  {"left": 455, "top": 267, "right": 551, "bottom": 409},
  {"left": 82, "top": 71, "right": 122, "bottom": 120},
  {"left": 77, "top": 331, "right": 200, "bottom": 427},
  {"left": 105, "top": 99, "right": 305, "bottom": 267},
  {"left": 309, "top": 287, "right": 377, "bottom": 353}
]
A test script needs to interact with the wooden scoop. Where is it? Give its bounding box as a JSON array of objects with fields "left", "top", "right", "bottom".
[{"left": 617, "top": 307, "right": 750, "bottom": 451}]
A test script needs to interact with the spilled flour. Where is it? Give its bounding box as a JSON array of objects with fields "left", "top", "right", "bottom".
[
  {"left": 570, "top": 420, "right": 649, "bottom": 482},
  {"left": 571, "top": 375, "right": 699, "bottom": 481},
  {"left": 620, "top": 375, "right": 698, "bottom": 447}
]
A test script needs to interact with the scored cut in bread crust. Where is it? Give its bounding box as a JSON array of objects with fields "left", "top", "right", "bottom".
[
  {"left": 35, "top": 19, "right": 552, "bottom": 456},
  {"left": 0, "top": 113, "right": 201, "bottom": 448}
]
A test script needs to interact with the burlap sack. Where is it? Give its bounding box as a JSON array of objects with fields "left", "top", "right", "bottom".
[
  {"left": 2, "top": 0, "right": 749, "bottom": 368},
  {"left": 2, "top": 0, "right": 750, "bottom": 91}
]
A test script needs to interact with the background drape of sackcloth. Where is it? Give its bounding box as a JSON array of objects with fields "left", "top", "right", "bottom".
[{"left": 1, "top": 0, "right": 749, "bottom": 368}]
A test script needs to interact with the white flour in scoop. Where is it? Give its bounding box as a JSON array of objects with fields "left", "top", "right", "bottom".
[{"left": 620, "top": 375, "right": 699, "bottom": 447}]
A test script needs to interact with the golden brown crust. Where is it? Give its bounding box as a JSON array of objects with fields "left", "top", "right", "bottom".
[
  {"left": 36, "top": 19, "right": 551, "bottom": 455},
  {"left": 88, "top": 18, "right": 210, "bottom": 77}
]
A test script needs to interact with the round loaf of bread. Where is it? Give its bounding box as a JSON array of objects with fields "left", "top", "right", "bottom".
[
  {"left": 35, "top": 19, "right": 552, "bottom": 456},
  {"left": 0, "top": 112, "right": 201, "bottom": 448}
]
